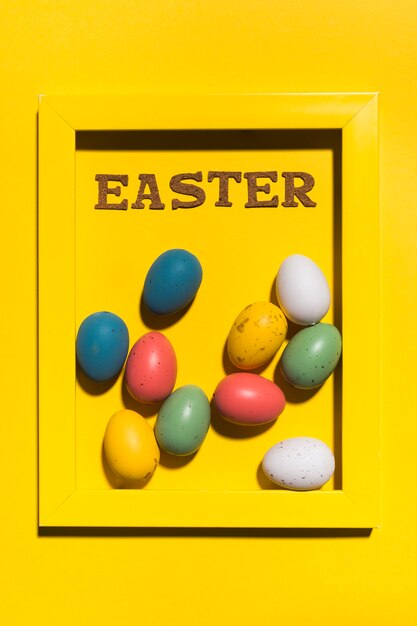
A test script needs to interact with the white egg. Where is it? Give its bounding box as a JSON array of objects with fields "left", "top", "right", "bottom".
[
  {"left": 262, "top": 437, "right": 335, "bottom": 490},
  {"left": 276, "top": 254, "right": 330, "bottom": 325}
]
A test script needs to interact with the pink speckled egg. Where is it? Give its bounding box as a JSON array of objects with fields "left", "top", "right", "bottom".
[
  {"left": 213, "top": 372, "right": 286, "bottom": 425},
  {"left": 125, "top": 332, "right": 177, "bottom": 404}
]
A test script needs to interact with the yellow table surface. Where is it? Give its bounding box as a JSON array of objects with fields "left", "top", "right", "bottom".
[{"left": 1, "top": 1, "right": 416, "bottom": 624}]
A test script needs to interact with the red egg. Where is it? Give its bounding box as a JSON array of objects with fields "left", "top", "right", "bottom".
[
  {"left": 125, "top": 332, "right": 177, "bottom": 403},
  {"left": 213, "top": 373, "right": 286, "bottom": 425}
]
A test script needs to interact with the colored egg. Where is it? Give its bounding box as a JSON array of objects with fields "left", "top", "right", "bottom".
[
  {"left": 104, "top": 409, "right": 160, "bottom": 482},
  {"left": 280, "top": 322, "right": 342, "bottom": 389},
  {"left": 262, "top": 437, "right": 335, "bottom": 490},
  {"left": 155, "top": 385, "right": 211, "bottom": 456},
  {"left": 76, "top": 311, "right": 129, "bottom": 382},
  {"left": 227, "top": 302, "right": 287, "bottom": 370},
  {"left": 125, "top": 331, "right": 177, "bottom": 404},
  {"left": 213, "top": 372, "right": 286, "bottom": 425},
  {"left": 143, "top": 249, "right": 203, "bottom": 315},
  {"left": 276, "top": 254, "right": 331, "bottom": 325}
]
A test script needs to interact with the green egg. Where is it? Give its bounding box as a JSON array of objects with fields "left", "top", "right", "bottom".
[
  {"left": 280, "top": 323, "right": 342, "bottom": 389},
  {"left": 155, "top": 385, "right": 211, "bottom": 456}
]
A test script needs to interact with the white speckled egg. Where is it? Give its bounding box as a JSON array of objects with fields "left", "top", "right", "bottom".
[
  {"left": 262, "top": 437, "right": 335, "bottom": 490},
  {"left": 276, "top": 254, "right": 330, "bottom": 325}
]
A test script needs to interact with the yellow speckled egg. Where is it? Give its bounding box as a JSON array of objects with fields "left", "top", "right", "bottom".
[
  {"left": 227, "top": 302, "right": 288, "bottom": 370},
  {"left": 104, "top": 409, "right": 160, "bottom": 483}
]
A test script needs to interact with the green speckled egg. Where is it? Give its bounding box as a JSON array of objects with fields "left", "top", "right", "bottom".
[
  {"left": 280, "top": 323, "right": 342, "bottom": 389},
  {"left": 155, "top": 385, "right": 211, "bottom": 456}
]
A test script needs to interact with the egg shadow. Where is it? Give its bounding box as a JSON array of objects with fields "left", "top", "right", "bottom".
[
  {"left": 269, "top": 277, "right": 279, "bottom": 307},
  {"left": 121, "top": 374, "right": 162, "bottom": 417},
  {"left": 139, "top": 292, "right": 194, "bottom": 330},
  {"left": 222, "top": 340, "right": 239, "bottom": 375},
  {"left": 285, "top": 320, "right": 306, "bottom": 341},
  {"left": 210, "top": 398, "right": 276, "bottom": 439},
  {"left": 273, "top": 363, "right": 321, "bottom": 404},
  {"left": 76, "top": 362, "right": 121, "bottom": 395},
  {"left": 158, "top": 447, "right": 197, "bottom": 469},
  {"left": 256, "top": 461, "right": 284, "bottom": 490},
  {"left": 101, "top": 441, "right": 154, "bottom": 489},
  {"left": 269, "top": 278, "right": 305, "bottom": 341}
]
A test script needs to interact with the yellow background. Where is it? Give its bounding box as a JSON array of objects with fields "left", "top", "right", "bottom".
[
  {"left": 1, "top": 1, "right": 416, "bottom": 624},
  {"left": 76, "top": 146, "right": 335, "bottom": 492}
]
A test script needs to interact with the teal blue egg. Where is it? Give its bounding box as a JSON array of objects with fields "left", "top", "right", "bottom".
[
  {"left": 155, "top": 385, "right": 211, "bottom": 456},
  {"left": 280, "top": 323, "right": 342, "bottom": 389},
  {"left": 76, "top": 311, "right": 129, "bottom": 382},
  {"left": 143, "top": 249, "right": 203, "bottom": 315}
]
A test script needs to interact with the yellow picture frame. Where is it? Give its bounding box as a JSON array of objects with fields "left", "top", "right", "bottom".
[{"left": 38, "top": 93, "right": 379, "bottom": 528}]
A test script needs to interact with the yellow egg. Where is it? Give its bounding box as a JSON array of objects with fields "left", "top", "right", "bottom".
[
  {"left": 104, "top": 409, "right": 160, "bottom": 482},
  {"left": 227, "top": 302, "right": 287, "bottom": 370}
]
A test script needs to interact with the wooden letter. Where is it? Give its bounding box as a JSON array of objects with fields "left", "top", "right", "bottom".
[
  {"left": 244, "top": 171, "right": 278, "bottom": 208},
  {"left": 95, "top": 174, "right": 128, "bottom": 210},
  {"left": 132, "top": 174, "right": 165, "bottom": 210},
  {"left": 207, "top": 171, "right": 242, "bottom": 207},
  {"left": 282, "top": 172, "right": 317, "bottom": 207},
  {"left": 170, "top": 172, "right": 205, "bottom": 209}
]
